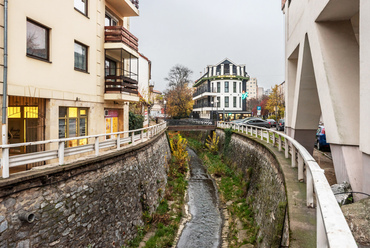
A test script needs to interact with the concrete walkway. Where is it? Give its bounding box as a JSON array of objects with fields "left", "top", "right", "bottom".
[{"left": 248, "top": 135, "right": 316, "bottom": 248}]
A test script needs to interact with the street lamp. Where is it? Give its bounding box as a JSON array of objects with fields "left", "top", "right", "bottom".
[
  {"left": 215, "top": 99, "right": 219, "bottom": 121},
  {"left": 211, "top": 101, "right": 214, "bottom": 120},
  {"left": 163, "top": 100, "right": 167, "bottom": 120}
]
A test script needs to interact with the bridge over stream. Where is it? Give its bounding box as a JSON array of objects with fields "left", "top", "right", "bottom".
[{"left": 166, "top": 118, "right": 216, "bottom": 131}]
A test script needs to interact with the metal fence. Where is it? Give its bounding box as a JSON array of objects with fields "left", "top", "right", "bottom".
[
  {"left": 218, "top": 121, "right": 357, "bottom": 248},
  {"left": 0, "top": 123, "right": 167, "bottom": 178},
  {"left": 166, "top": 118, "right": 216, "bottom": 126}
]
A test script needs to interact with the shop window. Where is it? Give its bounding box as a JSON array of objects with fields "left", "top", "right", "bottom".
[{"left": 59, "top": 107, "right": 88, "bottom": 147}]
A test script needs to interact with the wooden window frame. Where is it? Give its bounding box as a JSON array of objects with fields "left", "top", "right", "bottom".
[
  {"left": 74, "top": 41, "right": 88, "bottom": 72},
  {"left": 26, "top": 19, "right": 50, "bottom": 62}
]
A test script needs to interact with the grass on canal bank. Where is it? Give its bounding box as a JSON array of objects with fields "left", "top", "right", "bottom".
[
  {"left": 123, "top": 132, "right": 189, "bottom": 248},
  {"left": 187, "top": 134, "right": 261, "bottom": 247}
]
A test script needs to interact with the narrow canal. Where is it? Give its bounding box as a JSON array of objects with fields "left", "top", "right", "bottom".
[{"left": 176, "top": 148, "right": 222, "bottom": 248}]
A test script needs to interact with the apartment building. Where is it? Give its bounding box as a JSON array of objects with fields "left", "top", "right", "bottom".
[
  {"left": 192, "top": 59, "right": 251, "bottom": 121},
  {"left": 246, "top": 77, "right": 258, "bottom": 100},
  {"left": 0, "top": 0, "right": 146, "bottom": 163},
  {"left": 282, "top": 0, "right": 369, "bottom": 196}
]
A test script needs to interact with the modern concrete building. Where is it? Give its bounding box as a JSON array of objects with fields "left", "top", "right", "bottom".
[
  {"left": 282, "top": 0, "right": 369, "bottom": 196},
  {"left": 0, "top": 0, "right": 147, "bottom": 167},
  {"left": 247, "top": 77, "right": 258, "bottom": 99},
  {"left": 257, "top": 87, "right": 265, "bottom": 99},
  {"left": 192, "top": 59, "right": 251, "bottom": 121}
]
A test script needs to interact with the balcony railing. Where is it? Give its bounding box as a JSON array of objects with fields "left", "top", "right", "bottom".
[
  {"left": 131, "top": 0, "right": 139, "bottom": 9},
  {"left": 105, "top": 74, "right": 138, "bottom": 94},
  {"left": 193, "top": 87, "right": 218, "bottom": 97},
  {"left": 105, "top": 26, "right": 139, "bottom": 51},
  {"left": 193, "top": 102, "right": 215, "bottom": 109}
]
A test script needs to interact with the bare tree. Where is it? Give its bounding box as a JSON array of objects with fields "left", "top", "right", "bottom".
[
  {"left": 165, "top": 64, "right": 193, "bottom": 88},
  {"left": 164, "top": 65, "right": 194, "bottom": 118}
]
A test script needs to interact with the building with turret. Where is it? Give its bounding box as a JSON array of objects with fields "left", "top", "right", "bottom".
[{"left": 192, "top": 59, "right": 251, "bottom": 121}]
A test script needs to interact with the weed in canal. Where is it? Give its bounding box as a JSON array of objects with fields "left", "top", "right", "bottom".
[
  {"left": 183, "top": 133, "right": 260, "bottom": 247},
  {"left": 124, "top": 133, "right": 189, "bottom": 248}
]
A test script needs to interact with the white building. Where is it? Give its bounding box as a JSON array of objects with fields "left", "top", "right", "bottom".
[
  {"left": 258, "top": 87, "right": 265, "bottom": 99},
  {"left": 192, "top": 59, "right": 251, "bottom": 121},
  {"left": 246, "top": 77, "right": 258, "bottom": 99},
  {"left": 282, "top": 0, "right": 369, "bottom": 196}
]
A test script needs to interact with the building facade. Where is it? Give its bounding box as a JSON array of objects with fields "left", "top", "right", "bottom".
[
  {"left": 0, "top": 0, "right": 147, "bottom": 167},
  {"left": 246, "top": 77, "right": 258, "bottom": 99},
  {"left": 192, "top": 59, "right": 251, "bottom": 121},
  {"left": 282, "top": 0, "right": 369, "bottom": 196}
]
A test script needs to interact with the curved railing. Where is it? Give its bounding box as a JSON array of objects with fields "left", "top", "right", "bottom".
[
  {"left": 218, "top": 121, "right": 357, "bottom": 248},
  {"left": 0, "top": 123, "right": 167, "bottom": 179}
]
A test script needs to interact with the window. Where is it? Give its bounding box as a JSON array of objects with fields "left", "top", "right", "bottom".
[
  {"left": 239, "top": 97, "right": 241, "bottom": 108},
  {"left": 75, "top": 0, "right": 87, "bottom": 15},
  {"left": 225, "top": 81, "right": 229, "bottom": 93},
  {"left": 105, "top": 13, "right": 118, "bottom": 26},
  {"left": 217, "top": 82, "right": 221, "bottom": 93},
  {"left": 105, "top": 58, "right": 116, "bottom": 77},
  {"left": 59, "top": 107, "right": 88, "bottom": 147},
  {"left": 239, "top": 82, "right": 241, "bottom": 93},
  {"left": 233, "top": 82, "right": 237, "bottom": 93},
  {"left": 217, "top": 97, "right": 220, "bottom": 108},
  {"left": 233, "top": 97, "right": 237, "bottom": 108},
  {"left": 74, "top": 41, "right": 88, "bottom": 72},
  {"left": 225, "top": 96, "right": 229, "bottom": 108},
  {"left": 27, "top": 19, "right": 49, "bottom": 61}
]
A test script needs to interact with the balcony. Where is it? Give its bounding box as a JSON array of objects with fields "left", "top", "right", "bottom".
[
  {"left": 105, "top": 0, "right": 139, "bottom": 17},
  {"left": 193, "top": 102, "right": 213, "bottom": 109},
  {"left": 193, "top": 86, "right": 218, "bottom": 98},
  {"left": 105, "top": 75, "right": 138, "bottom": 95},
  {"left": 105, "top": 26, "right": 139, "bottom": 52}
]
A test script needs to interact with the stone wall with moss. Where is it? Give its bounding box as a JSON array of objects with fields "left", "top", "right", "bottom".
[
  {"left": 0, "top": 131, "right": 170, "bottom": 247},
  {"left": 216, "top": 129, "right": 287, "bottom": 247}
]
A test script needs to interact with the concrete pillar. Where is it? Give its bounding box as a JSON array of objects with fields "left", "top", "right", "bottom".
[
  {"left": 289, "top": 36, "right": 321, "bottom": 154},
  {"left": 123, "top": 102, "right": 129, "bottom": 137}
]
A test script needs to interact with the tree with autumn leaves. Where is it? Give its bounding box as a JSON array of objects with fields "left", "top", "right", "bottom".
[
  {"left": 246, "top": 84, "right": 285, "bottom": 120},
  {"left": 265, "top": 84, "right": 285, "bottom": 120},
  {"left": 164, "top": 65, "right": 194, "bottom": 118}
]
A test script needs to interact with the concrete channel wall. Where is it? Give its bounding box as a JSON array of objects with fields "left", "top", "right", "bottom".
[
  {"left": 216, "top": 129, "right": 288, "bottom": 247},
  {"left": 0, "top": 131, "right": 171, "bottom": 247}
]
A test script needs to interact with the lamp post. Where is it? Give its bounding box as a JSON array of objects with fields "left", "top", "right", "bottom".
[
  {"left": 211, "top": 101, "right": 214, "bottom": 120},
  {"left": 215, "top": 99, "right": 219, "bottom": 121},
  {"left": 163, "top": 100, "right": 167, "bottom": 120}
]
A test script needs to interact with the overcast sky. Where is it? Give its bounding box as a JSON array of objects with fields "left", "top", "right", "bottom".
[{"left": 131, "top": 0, "right": 285, "bottom": 93}]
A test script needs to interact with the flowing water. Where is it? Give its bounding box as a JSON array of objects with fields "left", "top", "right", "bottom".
[{"left": 176, "top": 149, "right": 222, "bottom": 248}]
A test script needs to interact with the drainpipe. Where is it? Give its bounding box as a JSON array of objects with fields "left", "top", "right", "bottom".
[{"left": 2, "top": 0, "right": 8, "bottom": 178}]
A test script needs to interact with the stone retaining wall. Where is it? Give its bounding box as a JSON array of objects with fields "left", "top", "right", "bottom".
[
  {"left": 0, "top": 131, "right": 170, "bottom": 247},
  {"left": 216, "top": 129, "right": 287, "bottom": 247}
]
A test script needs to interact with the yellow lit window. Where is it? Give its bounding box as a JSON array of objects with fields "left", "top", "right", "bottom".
[{"left": 8, "top": 107, "right": 21, "bottom": 118}]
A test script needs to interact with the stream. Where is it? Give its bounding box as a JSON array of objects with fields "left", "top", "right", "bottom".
[{"left": 176, "top": 148, "right": 222, "bottom": 248}]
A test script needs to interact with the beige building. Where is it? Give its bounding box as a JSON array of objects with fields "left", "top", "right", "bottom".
[
  {"left": 282, "top": 0, "right": 369, "bottom": 196},
  {"left": 0, "top": 1, "right": 146, "bottom": 160},
  {"left": 246, "top": 77, "right": 258, "bottom": 99}
]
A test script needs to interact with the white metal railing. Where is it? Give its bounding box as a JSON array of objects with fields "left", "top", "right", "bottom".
[
  {"left": 0, "top": 122, "right": 167, "bottom": 179},
  {"left": 218, "top": 121, "right": 357, "bottom": 248}
]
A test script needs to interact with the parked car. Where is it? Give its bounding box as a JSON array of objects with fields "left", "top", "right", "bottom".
[
  {"left": 315, "top": 125, "right": 330, "bottom": 150},
  {"left": 276, "top": 119, "right": 285, "bottom": 131},
  {"left": 266, "top": 119, "right": 276, "bottom": 127},
  {"left": 244, "top": 118, "right": 271, "bottom": 128}
]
